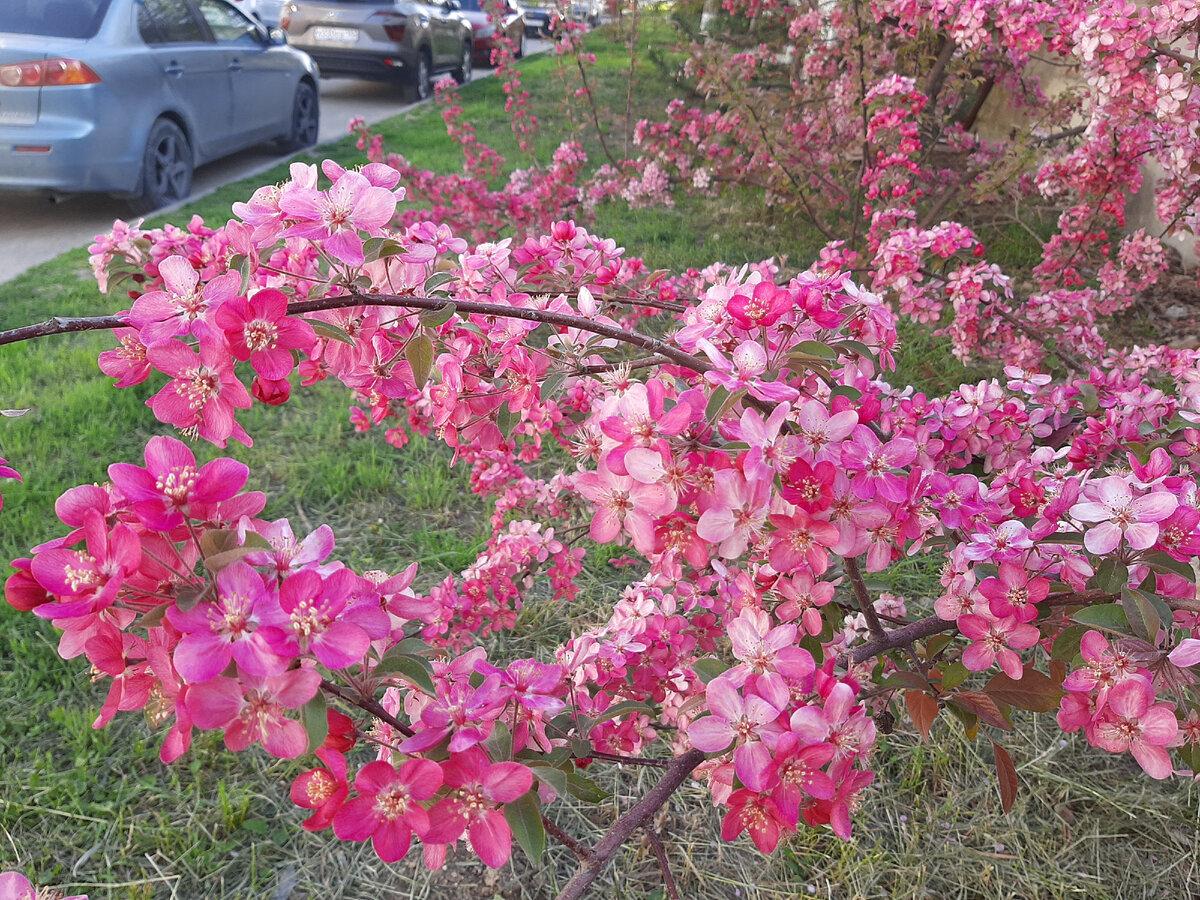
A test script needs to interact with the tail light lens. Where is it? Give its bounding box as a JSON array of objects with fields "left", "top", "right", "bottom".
[
  {"left": 0, "top": 58, "right": 101, "bottom": 87},
  {"left": 370, "top": 12, "right": 408, "bottom": 41}
]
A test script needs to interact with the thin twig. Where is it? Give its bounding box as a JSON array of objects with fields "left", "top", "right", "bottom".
[
  {"left": 319, "top": 678, "right": 415, "bottom": 737},
  {"left": 644, "top": 824, "right": 680, "bottom": 900},
  {"left": 543, "top": 815, "right": 596, "bottom": 860},
  {"left": 554, "top": 749, "right": 705, "bottom": 900}
]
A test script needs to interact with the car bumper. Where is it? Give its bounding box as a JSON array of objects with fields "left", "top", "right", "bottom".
[
  {"left": 0, "top": 114, "right": 141, "bottom": 195},
  {"left": 296, "top": 46, "right": 418, "bottom": 81}
]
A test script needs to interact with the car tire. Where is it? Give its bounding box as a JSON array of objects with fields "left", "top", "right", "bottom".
[
  {"left": 406, "top": 51, "right": 433, "bottom": 102},
  {"left": 278, "top": 81, "right": 319, "bottom": 152},
  {"left": 131, "top": 119, "right": 192, "bottom": 213},
  {"left": 453, "top": 41, "right": 472, "bottom": 84}
]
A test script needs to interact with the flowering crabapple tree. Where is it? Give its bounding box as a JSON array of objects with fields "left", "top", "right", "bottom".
[
  {"left": 626, "top": 0, "right": 1200, "bottom": 370},
  {"left": 2, "top": 145, "right": 1200, "bottom": 897}
]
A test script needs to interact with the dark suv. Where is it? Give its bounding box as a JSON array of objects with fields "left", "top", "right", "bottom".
[{"left": 282, "top": 0, "right": 473, "bottom": 100}]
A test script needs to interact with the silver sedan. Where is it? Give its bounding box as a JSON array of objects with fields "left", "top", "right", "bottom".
[{"left": 0, "top": 0, "right": 321, "bottom": 211}]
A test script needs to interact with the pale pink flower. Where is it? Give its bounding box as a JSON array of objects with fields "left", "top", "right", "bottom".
[{"left": 1071, "top": 476, "right": 1178, "bottom": 555}]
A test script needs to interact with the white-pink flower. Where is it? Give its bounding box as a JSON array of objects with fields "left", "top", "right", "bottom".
[{"left": 1071, "top": 476, "right": 1178, "bottom": 555}]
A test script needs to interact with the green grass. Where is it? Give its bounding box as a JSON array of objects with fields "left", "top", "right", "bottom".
[{"left": 1, "top": 16, "right": 1198, "bottom": 900}]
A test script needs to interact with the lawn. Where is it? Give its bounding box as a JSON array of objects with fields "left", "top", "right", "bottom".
[{"left": 1, "top": 17, "right": 1197, "bottom": 900}]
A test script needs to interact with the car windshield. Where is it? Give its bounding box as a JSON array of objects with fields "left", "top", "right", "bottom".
[{"left": 1, "top": 0, "right": 115, "bottom": 38}]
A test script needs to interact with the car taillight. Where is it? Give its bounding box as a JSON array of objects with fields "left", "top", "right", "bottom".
[
  {"left": 370, "top": 11, "right": 408, "bottom": 41},
  {"left": 0, "top": 58, "right": 101, "bottom": 87}
]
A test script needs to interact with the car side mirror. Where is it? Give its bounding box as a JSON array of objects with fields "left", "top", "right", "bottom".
[{"left": 445, "top": 0, "right": 461, "bottom": 10}]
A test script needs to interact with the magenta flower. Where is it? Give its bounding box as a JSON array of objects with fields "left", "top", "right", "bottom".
[
  {"left": 146, "top": 338, "right": 253, "bottom": 448},
  {"left": 1092, "top": 676, "right": 1179, "bottom": 779},
  {"left": 280, "top": 169, "right": 399, "bottom": 266},
  {"left": 767, "top": 507, "right": 840, "bottom": 575},
  {"left": 977, "top": 562, "right": 1049, "bottom": 623},
  {"left": 332, "top": 758, "right": 444, "bottom": 862},
  {"left": 728, "top": 609, "right": 816, "bottom": 683},
  {"left": 272, "top": 568, "right": 389, "bottom": 670},
  {"left": 108, "top": 435, "right": 248, "bottom": 530},
  {"left": 726, "top": 280, "right": 792, "bottom": 329},
  {"left": 214, "top": 288, "right": 316, "bottom": 380},
  {"left": 399, "top": 675, "right": 513, "bottom": 753},
  {"left": 290, "top": 747, "right": 350, "bottom": 831},
  {"left": 98, "top": 328, "right": 152, "bottom": 388},
  {"left": 575, "top": 461, "right": 674, "bottom": 555},
  {"left": 721, "top": 789, "right": 791, "bottom": 852},
  {"left": 1070, "top": 476, "right": 1178, "bottom": 555},
  {"left": 424, "top": 746, "right": 534, "bottom": 867},
  {"left": 768, "top": 732, "right": 837, "bottom": 822},
  {"left": 128, "top": 254, "right": 239, "bottom": 345},
  {"left": 186, "top": 667, "right": 321, "bottom": 758},
  {"left": 30, "top": 508, "right": 141, "bottom": 620},
  {"left": 958, "top": 609, "right": 1040, "bottom": 679},
  {"left": 167, "top": 561, "right": 289, "bottom": 682},
  {"left": 0, "top": 871, "right": 88, "bottom": 900}
]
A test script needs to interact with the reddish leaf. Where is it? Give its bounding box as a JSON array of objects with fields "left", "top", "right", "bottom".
[
  {"left": 1048, "top": 659, "right": 1067, "bottom": 689},
  {"left": 983, "top": 668, "right": 1063, "bottom": 713},
  {"left": 905, "top": 690, "right": 939, "bottom": 742},
  {"left": 992, "top": 741, "right": 1018, "bottom": 813},
  {"left": 950, "top": 691, "right": 1013, "bottom": 732}
]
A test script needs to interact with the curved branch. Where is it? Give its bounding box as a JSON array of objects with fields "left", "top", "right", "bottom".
[
  {"left": 0, "top": 315, "right": 127, "bottom": 347},
  {"left": 555, "top": 749, "right": 706, "bottom": 900}
]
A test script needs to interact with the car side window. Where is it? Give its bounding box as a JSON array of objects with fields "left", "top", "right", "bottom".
[
  {"left": 138, "top": 0, "right": 210, "bottom": 44},
  {"left": 193, "top": 0, "right": 262, "bottom": 45}
]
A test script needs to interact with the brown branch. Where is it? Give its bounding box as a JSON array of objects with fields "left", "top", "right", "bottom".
[
  {"left": 543, "top": 814, "right": 596, "bottom": 861},
  {"left": 582, "top": 748, "right": 672, "bottom": 768},
  {"left": 0, "top": 314, "right": 127, "bottom": 347},
  {"left": 923, "top": 35, "right": 958, "bottom": 110},
  {"left": 297, "top": 293, "right": 715, "bottom": 375},
  {"left": 319, "top": 678, "right": 415, "bottom": 737},
  {"left": 555, "top": 749, "right": 706, "bottom": 900},
  {"left": 645, "top": 824, "right": 680, "bottom": 900},
  {"left": 842, "top": 614, "right": 958, "bottom": 667},
  {"left": 844, "top": 556, "right": 888, "bottom": 643}
]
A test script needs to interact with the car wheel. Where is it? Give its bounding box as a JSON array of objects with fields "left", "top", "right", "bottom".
[
  {"left": 278, "top": 81, "right": 319, "bottom": 152},
  {"left": 132, "top": 119, "right": 192, "bottom": 213},
  {"left": 407, "top": 51, "right": 433, "bottom": 102},
  {"left": 453, "top": 41, "right": 472, "bottom": 84}
]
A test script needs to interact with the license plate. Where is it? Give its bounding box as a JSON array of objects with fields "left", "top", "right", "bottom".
[{"left": 313, "top": 26, "right": 359, "bottom": 42}]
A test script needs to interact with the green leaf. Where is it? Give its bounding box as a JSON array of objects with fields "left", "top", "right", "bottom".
[
  {"left": 483, "top": 722, "right": 513, "bottom": 762},
  {"left": 202, "top": 545, "right": 258, "bottom": 573},
  {"left": 373, "top": 653, "right": 435, "bottom": 694},
  {"left": 1121, "top": 588, "right": 1163, "bottom": 643},
  {"left": 829, "top": 384, "right": 862, "bottom": 401},
  {"left": 1071, "top": 603, "right": 1131, "bottom": 635},
  {"left": 1051, "top": 624, "right": 1089, "bottom": 663},
  {"left": 565, "top": 771, "right": 610, "bottom": 803},
  {"left": 418, "top": 302, "right": 457, "bottom": 328},
  {"left": 311, "top": 320, "right": 356, "bottom": 346},
  {"left": 704, "top": 386, "right": 729, "bottom": 422},
  {"left": 405, "top": 333, "right": 435, "bottom": 391},
  {"left": 423, "top": 270, "right": 457, "bottom": 292},
  {"left": 302, "top": 692, "right": 328, "bottom": 754},
  {"left": 832, "top": 339, "right": 874, "bottom": 359},
  {"left": 530, "top": 764, "right": 569, "bottom": 798},
  {"left": 939, "top": 660, "right": 970, "bottom": 691},
  {"left": 793, "top": 340, "right": 837, "bottom": 359},
  {"left": 241, "top": 818, "right": 269, "bottom": 835},
  {"left": 879, "top": 670, "right": 932, "bottom": 692},
  {"left": 540, "top": 372, "right": 566, "bottom": 403},
  {"left": 592, "top": 700, "right": 655, "bottom": 725},
  {"left": 1092, "top": 558, "right": 1129, "bottom": 594},
  {"left": 691, "top": 657, "right": 729, "bottom": 684},
  {"left": 1144, "top": 551, "right": 1196, "bottom": 582},
  {"left": 503, "top": 792, "right": 546, "bottom": 861}
]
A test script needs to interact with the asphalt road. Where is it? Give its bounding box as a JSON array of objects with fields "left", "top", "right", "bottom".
[{"left": 0, "top": 50, "right": 546, "bottom": 285}]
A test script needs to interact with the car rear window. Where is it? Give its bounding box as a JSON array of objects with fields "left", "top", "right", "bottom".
[{"left": 1, "top": 0, "right": 115, "bottom": 38}]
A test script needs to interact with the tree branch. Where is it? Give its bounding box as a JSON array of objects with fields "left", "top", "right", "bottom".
[
  {"left": 319, "top": 678, "right": 415, "bottom": 737},
  {"left": 554, "top": 749, "right": 706, "bottom": 900}
]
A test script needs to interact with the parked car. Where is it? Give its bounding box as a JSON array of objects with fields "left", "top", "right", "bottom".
[
  {"left": 522, "top": 0, "right": 598, "bottom": 36},
  {"left": 281, "top": 0, "right": 474, "bottom": 101},
  {"left": 0, "top": 0, "right": 320, "bottom": 211},
  {"left": 455, "top": 0, "right": 525, "bottom": 66},
  {"left": 232, "top": 0, "right": 290, "bottom": 25}
]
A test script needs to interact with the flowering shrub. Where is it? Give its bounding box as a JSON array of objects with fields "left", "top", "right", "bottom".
[
  {"left": 2, "top": 144, "right": 1199, "bottom": 895},
  {"left": 630, "top": 0, "right": 1200, "bottom": 369}
]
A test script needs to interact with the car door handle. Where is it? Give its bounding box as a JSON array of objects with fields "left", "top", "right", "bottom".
[
  {"left": 228, "top": 59, "right": 243, "bottom": 72},
  {"left": 164, "top": 62, "right": 185, "bottom": 76}
]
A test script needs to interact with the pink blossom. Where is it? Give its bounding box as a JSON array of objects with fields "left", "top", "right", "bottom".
[
  {"left": 1092, "top": 676, "right": 1179, "bottom": 779},
  {"left": 333, "top": 757, "right": 443, "bottom": 862},
  {"left": 1070, "top": 476, "right": 1178, "bottom": 555},
  {"left": 424, "top": 746, "right": 533, "bottom": 867}
]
